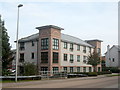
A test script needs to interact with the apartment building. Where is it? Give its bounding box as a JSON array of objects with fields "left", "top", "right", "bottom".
[{"left": 17, "top": 25, "right": 102, "bottom": 74}]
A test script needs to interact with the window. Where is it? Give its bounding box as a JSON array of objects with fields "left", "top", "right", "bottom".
[
  {"left": 53, "top": 52, "right": 59, "bottom": 63},
  {"left": 19, "top": 53, "right": 24, "bottom": 62},
  {"left": 53, "top": 38, "right": 59, "bottom": 50},
  {"left": 89, "top": 67, "right": 92, "bottom": 72},
  {"left": 31, "top": 53, "right": 34, "bottom": 59},
  {"left": 83, "top": 67, "right": 86, "bottom": 72},
  {"left": 31, "top": 41, "right": 34, "bottom": 46},
  {"left": 77, "top": 67, "right": 80, "bottom": 72},
  {"left": 64, "top": 54, "right": 67, "bottom": 61},
  {"left": 70, "top": 54, "right": 74, "bottom": 63},
  {"left": 70, "top": 67, "right": 73, "bottom": 73},
  {"left": 19, "top": 42, "right": 25, "bottom": 50},
  {"left": 41, "top": 67, "right": 48, "bottom": 74},
  {"left": 52, "top": 67, "right": 59, "bottom": 74},
  {"left": 70, "top": 43, "right": 74, "bottom": 51},
  {"left": 112, "top": 58, "right": 115, "bottom": 62},
  {"left": 63, "top": 67, "right": 67, "bottom": 72},
  {"left": 97, "top": 48, "right": 101, "bottom": 56},
  {"left": 41, "top": 38, "right": 48, "bottom": 50},
  {"left": 98, "top": 67, "right": 101, "bottom": 72},
  {"left": 41, "top": 67, "right": 48, "bottom": 71},
  {"left": 19, "top": 66, "right": 24, "bottom": 75},
  {"left": 89, "top": 47, "right": 91, "bottom": 53},
  {"left": 77, "top": 55, "right": 80, "bottom": 62},
  {"left": 64, "top": 42, "right": 67, "bottom": 49},
  {"left": 83, "top": 56, "right": 87, "bottom": 63},
  {"left": 41, "top": 52, "right": 48, "bottom": 63},
  {"left": 77, "top": 45, "right": 80, "bottom": 51},
  {"left": 83, "top": 46, "right": 86, "bottom": 53}
]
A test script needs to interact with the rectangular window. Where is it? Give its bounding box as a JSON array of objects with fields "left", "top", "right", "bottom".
[
  {"left": 83, "top": 56, "right": 87, "bottom": 63},
  {"left": 64, "top": 54, "right": 67, "bottom": 61},
  {"left": 77, "top": 55, "right": 80, "bottom": 62},
  {"left": 41, "top": 52, "right": 48, "bottom": 63},
  {"left": 52, "top": 67, "right": 59, "bottom": 74},
  {"left": 19, "top": 66, "right": 24, "bottom": 75},
  {"left": 70, "top": 54, "right": 74, "bottom": 63},
  {"left": 83, "top": 67, "right": 86, "bottom": 72},
  {"left": 77, "top": 67, "right": 80, "bottom": 72},
  {"left": 31, "top": 53, "right": 34, "bottom": 59},
  {"left": 98, "top": 67, "right": 101, "bottom": 72},
  {"left": 41, "top": 38, "right": 48, "bottom": 50},
  {"left": 31, "top": 41, "right": 34, "bottom": 46},
  {"left": 19, "top": 53, "right": 24, "bottom": 62},
  {"left": 53, "top": 52, "right": 59, "bottom": 63},
  {"left": 63, "top": 67, "right": 67, "bottom": 72},
  {"left": 41, "top": 67, "right": 48, "bottom": 74},
  {"left": 19, "top": 42, "right": 25, "bottom": 50},
  {"left": 89, "top": 47, "right": 91, "bottom": 53},
  {"left": 53, "top": 38, "right": 59, "bottom": 50},
  {"left": 83, "top": 46, "right": 86, "bottom": 53},
  {"left": 89, "top": 67, "right": 92, "bottom": 72},
  {"left": 77, "top": 45, "right": 80, "bottom": 51},
  {"left": 112, "top": 58, "right": 115, "bottom": 62},
  {"left": 70, "top": 43, "right": 74, "bottom": 51},
  {"left": 64, "top": 42, "right": 67, "bottom": 49},
  {"left": 70, "top": 67, "right": 73, "bottom": 73},
  {"left": 97, "top": 48, "right": 101, "bottom": 56}
]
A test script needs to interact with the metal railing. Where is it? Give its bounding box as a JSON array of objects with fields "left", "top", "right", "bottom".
[{"left": 39, "top": 71, "right": 67, "bottom": 80}]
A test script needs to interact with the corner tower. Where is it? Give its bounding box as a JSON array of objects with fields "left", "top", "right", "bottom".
[
  {"left": 86, "top": 39, "right": 103, "bottom": 72},
  {"left": 85, "top": 39, "right": 103, "bottom": 56},
  {"left": 36, "top": 25, "right": 64, "bottom": 72}
]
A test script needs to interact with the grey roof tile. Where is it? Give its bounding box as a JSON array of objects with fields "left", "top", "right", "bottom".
[{"left": 18, "top": 33, "right": 93, "bottom": 47}]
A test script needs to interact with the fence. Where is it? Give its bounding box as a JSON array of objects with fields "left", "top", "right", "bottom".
[{"left": 39, "top": 71, "right": 67, "bottom": 80}]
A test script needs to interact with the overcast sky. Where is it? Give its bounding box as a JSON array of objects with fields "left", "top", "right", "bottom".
[{"left": 0, "top": 0, "right": 118, "bottom": 55}]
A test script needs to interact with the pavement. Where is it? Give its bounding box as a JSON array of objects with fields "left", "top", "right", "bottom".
[{"left": 2, "top": 73, "right": 119, "bottom": 88}]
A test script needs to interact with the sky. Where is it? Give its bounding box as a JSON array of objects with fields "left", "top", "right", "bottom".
[{"left": 0, "top": 0, "right": 118, "bottom": 55}]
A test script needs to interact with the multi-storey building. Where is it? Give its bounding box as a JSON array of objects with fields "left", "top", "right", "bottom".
[{"left": 17, "top": 25, "right": 102, "bottom": 74}]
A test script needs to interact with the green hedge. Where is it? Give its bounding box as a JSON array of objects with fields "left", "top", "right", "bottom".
[
  {"left": 68, "top": 72, "right": 98, "bottom": 77},
  {"left": 87, "top": 72, "right": 97, "bottom": 76},
  {"left": 102, "top": 67, "right": 119, "bottom": 73},
  {"left": 97, "top": 71, "right": 112, "bottom": 75}
]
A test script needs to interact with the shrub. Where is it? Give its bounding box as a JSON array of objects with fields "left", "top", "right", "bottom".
[
  {"left": 102, "top": 67, "right": 119, "bottom": 73},
  {"left": 97, "top": 71, "right": 112, "bottom": 75},
  {"left": 87, "top": 72, "right": 97, "bottom": 76}
]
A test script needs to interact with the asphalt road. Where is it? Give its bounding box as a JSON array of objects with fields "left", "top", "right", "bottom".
[{"left": 2, "top": 76, "right": 119, "bottom": 88}]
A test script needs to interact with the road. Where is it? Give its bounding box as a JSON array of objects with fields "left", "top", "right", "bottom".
[{"left": 2, "top": 76, "right": 119, "bottom": 88}]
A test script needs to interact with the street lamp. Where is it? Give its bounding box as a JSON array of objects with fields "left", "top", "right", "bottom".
[{"left": 15, "top": 4, "right": 23, "bottom": 82}]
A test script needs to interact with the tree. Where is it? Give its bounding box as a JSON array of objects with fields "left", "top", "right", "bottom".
[
  {"left": 87, "top": 52, "right": 101, "bottom": 72},
  {"left": 0, "top": 15, "right": 14, "bottom": 76},
  {"left": 23, "top": 62, "right": 37, "bottom": 76}
]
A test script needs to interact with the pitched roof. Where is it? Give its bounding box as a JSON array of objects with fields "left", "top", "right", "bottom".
[
  {"left": 114, "top": 45, "right": 120, "bottom": 50},
  {"left": 18, "top": 33, "right": 93, "bottom": 47},
  {"left": 105, "top": 45, "right": 120, "bottom": 54},
  {"left": 61, "top": 33, "right": 93, "bottom": 47},
  {"left": 18, "top": 33, "right": 39, "bottom": 42}
]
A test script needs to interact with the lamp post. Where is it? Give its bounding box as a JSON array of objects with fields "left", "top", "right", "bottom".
[{"left": 15, "top": 4, "right": 23, "bottom": 82}]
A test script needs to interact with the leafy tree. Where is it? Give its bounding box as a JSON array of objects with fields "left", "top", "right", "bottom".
[
  {"left": 87, "top": 52, "right": 101, "bottom": 72},
  {"left": 23, "top": 62, "right": 37, "bottom": 76},
  {"left": 0, "top": 15, "right": 14, "bottom": 76}
]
